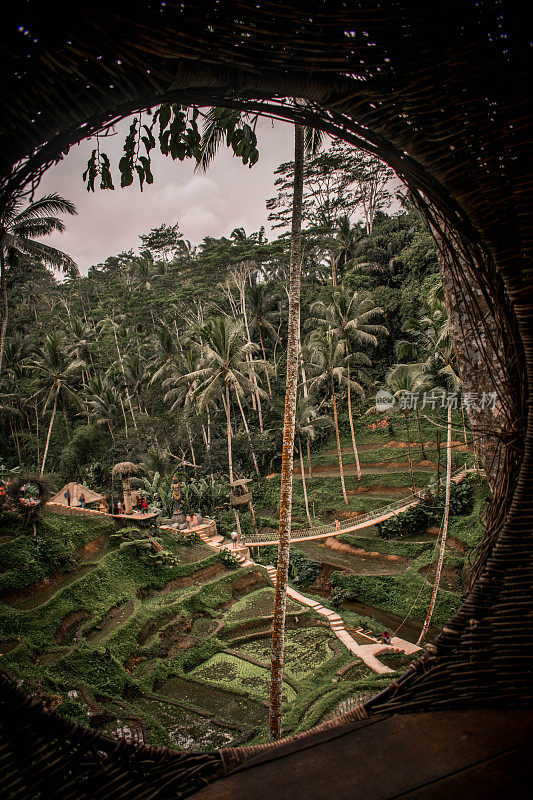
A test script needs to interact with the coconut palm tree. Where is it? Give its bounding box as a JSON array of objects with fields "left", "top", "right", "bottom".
[
  {"left": 385, "top": 363, "right": 430, "bottom": 492},
  {"left": 30, "top": 332, "right": 81, "bottom": 474},
  {"left": 184, "top": 315, "right": 266, "bottom": 527},
  {"left": 247, "top": 282, "right": 281, "bottom": 397},
  {"left": 331, "top": 215, "right": 364, "bottom": 283},
  {"left": 308, "top": 328, "right": 370, "bottom": 505},
  {"left": 0, "top": 193, "right": 77, "bottom": 373},
  {"left": 97, "top": 315, "right": 138, "bottom": 429},
  {"left": 85, "top": 372, "right": 123, "bottom": 439},
  {"left": 129, "top": 250, "right": 156, "bottom": 290},
  {"left": 311, "top": 286, "right": 386, "bottom": 480},
  {"left": 294, "top": 394, "right": 329, "bottom": 527},
  {"left": 269, "top": 122, "right": 308, "bottom": 741}
]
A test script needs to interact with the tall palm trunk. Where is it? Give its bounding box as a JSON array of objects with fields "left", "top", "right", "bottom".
[
  {"left": 331, "top": 376, "right": 348, "bottom": 505},
  {"left": 225, "top": 383, "right": 241, "bottom": 536},
  {"left": 0, "top": 251, "right": 8, "bottom": 374},
  {"left": 112, "top": 323, "right": 137, "bottom": 429},
  {"left": 9, "top": 419, "right": 22, "bottom": 466},
  {"left": 405, "top": 411, "right": 414, "bottom": 492},
  {"left": 436, "top": 429, "right": 441, "bottom": 499},
  {"left": 269, "top": 123, "right": 304, "bottom": 741},
  {"left": 416, "top": 410, "right": 427, "bottom": 459},
  {"left": 299, "top": 436, "right": 312, "bottom": 526},
  {"left": 258, "top": 324, "right": 272, "bottom": 397},
  {"left": 241, "top": 291, "right": 265, "bottom": 430},
  {"left": 40, "top": 390, "right": 58, "bottom": 474},
  {"left": 119, "top": 394, "right": 129, "bottom": 439},
  {"left": 234, "top": 387, "right": 260, "bottom": 475},
  {"left": 345, "top": 355, "right": 361, "bottom": 481},
  {"left": 186, "top": 422, "right": 197, "bottom": 469},
  {"left": 307, "top": 440, "right": 313, "bottom": 479},
  {"left": 417, "top": 402, "right": 452, "bottom": 643},
  {"left": 34, "top": 399, "right": 40, "bottom": 468}
]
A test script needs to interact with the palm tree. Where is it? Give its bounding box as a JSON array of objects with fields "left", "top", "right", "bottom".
[
  {"left": 247, "top": 282, "right": 281, "bottom": 397},
  {"left": 129, "top": 250, "right": 156, "bottom": 290},
  {"left": 269, "top": 122, "right": 307, "bottom": 741},
  {"left": 308, "top": 327, "right": 367, "bottom": 505},
  {"left": 30, "top": 332, "right": 81, "bottom": 474},
  {"left": 97, "top": 315, "right": 138, "bottom": 429},
  {"left": 184, "top": 315, "right": 266, "bottom": 529},
  {"left": 386, "top": 363, "right": 430, "bottom": 492},
  {"left": 294, "top": 395, "right": 329, "bottom": 527},
  {"left": 0, "top": 193, "right": 77, "bottom": 372},
  {"left": 331, "top": 215, "right": 364, "bottom": 284},
  {"left": 311, "top": 286, "right": 386, "bottom": 480},
  {"left": 85, "top": 372, "right": 123, "bottom": 439}
]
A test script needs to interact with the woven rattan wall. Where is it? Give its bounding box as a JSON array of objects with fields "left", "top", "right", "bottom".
[{"left": 1, "top": 2, "right": 531, "bottom": 797}]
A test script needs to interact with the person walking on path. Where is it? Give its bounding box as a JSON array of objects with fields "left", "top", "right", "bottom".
[
  {"left": 64, "top": 488, "right": 71, "bottom": 507},
  {"left": 141, "top": 498, "right": 148, "bottom": 515},
  {"left": 334, "top": 518, "right": 340, "bottom": 531},
  {"left": 116, "top": 500, "right": 123, "bottom": 515},
  {"left": 79, "top": 493, "right": 86, "bottom": 509},
  {"left": 192, "top": 513, "right": 198, "bottom": 528},
  {"left": 231, "top": 530, "right": 238, "bottom": 550}
]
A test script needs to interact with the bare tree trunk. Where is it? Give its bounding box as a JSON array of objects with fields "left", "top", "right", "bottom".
[
  {"left": 234, "top": 387, "right": 260, "bottom": 475},
  {"left": 331, "top": 379, "right": 348, "bottom": 505},
  {"left": 345, "top": 359, "right": 361, "bottom": 481},
  {"left": 258, "top": 324, "right": 272, "bottom": 397},
  {"left": 119, "top": 394, "right": 129, "bottom": 439},
  {"left": 112, "top": 321, "right": 137, "bottom": 429},
  {"left": 417, "top": 402, "right": 452, "bottom": 643},
  {"left": 307, "top": 439, "right": 313, "bottom": 479},
  {"left": 269, "top": 123, "right": 304, "bottom": 742},
  {"left": 186, "top": 422, "right": 197, "bottom": 469},
  {"left": 34, "top": 399, "right": 40, "bottom": 469},
  {"left": 0, "top": 252, "right": 8, "bottom": 374},
  {"left": 40, "top": 391, "right": 58, "bottom": 474},
  {"left": 436, "top": 429, "right": 441, "bottom": 500},
  {"left": 299, "top": 437, "right": 312, "bottom": 526},
  {"left": 9, "top": 419, "right": 22, "bottom": 466},
  {"left": 416, "top": 410, "right": 427, "bottom": 459},
  {"left": 225, "top": 383, "right": 241, "bottom": 536},
  {"left": 405, "top": 412, "right": 414, "bottom": 492},
  {"left": 248, "top": 500, "right": 259, "bottom": 536}
]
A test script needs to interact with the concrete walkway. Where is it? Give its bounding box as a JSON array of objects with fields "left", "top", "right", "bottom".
[{"left": 194, "top": 530, "right": 421, "bottom": 675}]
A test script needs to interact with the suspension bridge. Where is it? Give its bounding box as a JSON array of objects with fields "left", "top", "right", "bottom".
[{"left": 242, "top": 465, "right": 472, "bottom": 547}]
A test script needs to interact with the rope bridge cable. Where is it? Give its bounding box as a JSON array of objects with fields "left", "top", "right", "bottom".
[{"left": 243, "top": 465, "right": 469, "bottom": 545}]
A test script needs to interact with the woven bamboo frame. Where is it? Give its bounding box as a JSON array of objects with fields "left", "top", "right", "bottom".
[{"left": 1, "top": 2, "right": 531, "bottom": 796}]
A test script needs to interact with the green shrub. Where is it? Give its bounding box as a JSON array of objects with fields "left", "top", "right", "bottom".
[
  {"left": 255, "top": 545, "right": 319, "bottom": 587},
  {"left": 218, "top": 549, "right": 239, "bottom": 569}
]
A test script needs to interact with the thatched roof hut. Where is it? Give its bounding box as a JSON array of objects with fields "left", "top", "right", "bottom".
[{"left": 49, "top": 482, "right": 105, "bottom": 507}]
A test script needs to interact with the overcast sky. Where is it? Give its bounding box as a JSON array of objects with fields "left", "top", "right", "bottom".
[{"left": 37, "top": 117, "right": 295, "bottom": 275}]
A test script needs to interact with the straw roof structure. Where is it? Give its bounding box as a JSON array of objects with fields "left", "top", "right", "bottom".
[
  {"left": 49, "top": 482, "right": 105, "bottom": 506},
  {"left": 0, "top": 2, "right": 531, "bottom": 796}
]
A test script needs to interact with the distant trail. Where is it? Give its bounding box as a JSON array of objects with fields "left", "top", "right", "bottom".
[{"left": 244, "top": 466, "right": 472, "bottom": 547}]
